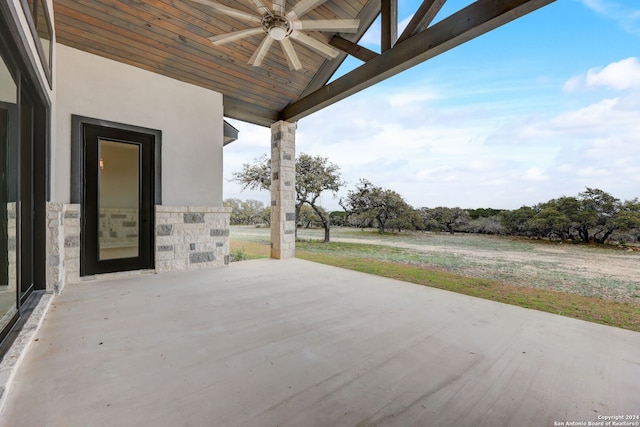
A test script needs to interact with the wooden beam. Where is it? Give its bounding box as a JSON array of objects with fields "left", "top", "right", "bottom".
[
  {"left": 397, "top": 0, "right": 447, "bottom": 44},
  {"left": 329, "top": 36, "right": 378, "bottom": 62},
  {"left": 381, "top": 0, "right": 398, "bottom": 51},
  {"left": 300, "top": 0, "right": 382, "bottom": 98},
  {"left": 282, "top": 0, "right": 555, "bottom": 122},
  {"left": 223, "top": 96, "right": 280, "bottom": 127}
]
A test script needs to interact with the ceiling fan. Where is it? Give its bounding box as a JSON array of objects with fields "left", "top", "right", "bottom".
[{"left": 192, "top": 0, "right": 360, "bottom": 70}]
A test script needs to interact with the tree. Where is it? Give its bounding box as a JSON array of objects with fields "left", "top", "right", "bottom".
[
  {"left": 466, "top": 215, "right": 506, "bottom": 235},
  {"left": 388, "top": 206, "right": 423, "bottom": 232},
  {"left": 427, "top": 207, "right": 470, "bottom": 234},
  {"left": 467, "top": 208, "right": 503, "bottom": 220},
  {"left": 501, "top": 206, "right": 537, "bottom": 236},
  {"left": 329, "top": 211, "right": 347, "bottom": 227},
  {"left": 576, "top": 188, "right": 620, "bottom": 244},
  {"left": 232, "top": 154, "right": 271, "bottom": 192},
  {"left": 552, "top": 196, "right": 582, "bottom": 240},
  {"left": 341, "top": 179, "right": 413, "bottom": 233},
  {"left": 529, "top": 204, "right": 571, "bottom": 240},
  {"left": 613, "top": 198, "right": 640, "bottom": 242},
  {"left": 224, "top": 198, "right": 244, "bottom": 225},
  {"left": 298, "top": 204, "right": 322, "bottom": 228},
  {"left": 223, "top": 198, "right": 269, "bottom": 225},
  {"left": 295, "top": 154, "right": 343, "bottom": 242},
  {"left": 417, "top": 207, "right": 440, "bottom": 231},
  {"left": 231, "top": 153, "right": 343, "bottom": 242},
  {"left": 498, "top": 189, "right": 632, "bottom": 244}
]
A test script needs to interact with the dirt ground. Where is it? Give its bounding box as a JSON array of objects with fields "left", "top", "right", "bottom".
[
  {"left": 231, "top": 226, "right": 640, "bottom": 303},
  {"left": 334, "top": 237, "right": 639, "bottom": 282},
  {"left": 331, "top": 236, "right": 640, "bottom": 303}
]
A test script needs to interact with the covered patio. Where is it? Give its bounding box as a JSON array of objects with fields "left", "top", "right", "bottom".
[
  {"left": 2, "top": 1, "right": 638, "bottom": 425},
  {"left": 1, "top": 259, "right": 637, "bottom": 426}
]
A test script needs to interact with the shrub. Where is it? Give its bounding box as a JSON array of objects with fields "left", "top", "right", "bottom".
[{"left": 229, "top": 248, "right": 248, "bottom": 262}]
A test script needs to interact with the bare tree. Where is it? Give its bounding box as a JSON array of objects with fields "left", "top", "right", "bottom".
[{"left": 232, "top": 153, "right": 343, "bottom": 242}]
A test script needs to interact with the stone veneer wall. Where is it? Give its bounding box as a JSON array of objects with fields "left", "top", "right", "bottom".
[
  {"left": 155, "top": 206, "right": 231, "bottom": 272},
  {"left": 46, "top": 203, "right": 81, "bottom": 293},
  {"left": 45, "top": 203, "right": 231, "bottom": 293},
  {"left": 6, "top": 203, "right": 17, "bottom": 292},
  {"left": 0, "top": 203, "right": 18, "bottom": 329},
  {"left": 270, "top": 121, "right": 296, "bottom": 259}
]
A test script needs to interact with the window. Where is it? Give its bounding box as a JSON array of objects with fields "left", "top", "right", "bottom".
[
  {"left": 0, "top": 5, "right": 49, "bottom": 352},
  {"left": 20, "top": 0, "right": 53, "bottom": 87},
  {"left": 0, "top": 43, "right": 19, "bottom": 338}
]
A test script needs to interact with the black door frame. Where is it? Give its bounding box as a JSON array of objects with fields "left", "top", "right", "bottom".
[{"left": 72, "top": 116, "right": 161, "bottom": 276}]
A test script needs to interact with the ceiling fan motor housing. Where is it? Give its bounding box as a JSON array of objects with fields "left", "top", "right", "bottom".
[{"left": 262, "top": 14, "right": 292, "bottom": 40}]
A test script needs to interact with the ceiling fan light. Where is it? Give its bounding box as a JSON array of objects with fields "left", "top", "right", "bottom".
[{"left": 268, "top": 26, "right": 287, "bottom": 40}]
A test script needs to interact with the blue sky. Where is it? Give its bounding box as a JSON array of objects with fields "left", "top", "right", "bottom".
[{"left": 224, "top": 0, "right": 640, "bottom": 210}]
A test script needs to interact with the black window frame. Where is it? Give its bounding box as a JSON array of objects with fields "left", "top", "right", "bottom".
[
  {"left": 0, "top": 2, "right": 50, "bottom": 352},
  {"left": 19, "top": 0, "right": 53, "bottom": 89}
]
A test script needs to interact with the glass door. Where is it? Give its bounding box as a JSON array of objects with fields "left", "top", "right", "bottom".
[
  {"left": 19, "top": 95, "right": 33, "bottom": 300},
  {"left": 98, "top": 139, "right": 140, "bottom": 261},
  {"left": 1, "top": 2, "right": 49, "bottom": 352},
  {"left": 81, "top": 123, "right": 155, "bottom": 276},
  {"left": 0, "top": 43, "right": 18, "bottom": 334}
]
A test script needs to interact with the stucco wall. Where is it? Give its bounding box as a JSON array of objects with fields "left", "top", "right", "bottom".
[{"left": 54, "top": 44, "right": 225, "bottom": 207}]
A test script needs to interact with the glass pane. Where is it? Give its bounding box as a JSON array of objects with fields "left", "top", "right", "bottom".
[
  {"left": 98, "top": 139, "right": 140, "bottom": 260},
  {"left": 0, "top": 56, "right": 17, "bottom": 104},
  {"left": 20, "top": 92, "right": 34, "bottom": 299},
  {"left": 34, "top": 0, "right": 52, "bottom": 71},
  {"left": 0, "top": 52, "right": 18, "bottom": 330},
  {"left": 22, "top": 0, "right": 52, "bottom": 73}
]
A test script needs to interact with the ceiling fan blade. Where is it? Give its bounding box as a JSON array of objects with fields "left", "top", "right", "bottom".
[
  {"left": 273, "top": 0, "right": 285, "bottom": 14},
  {"left": 249, "top": 0, "right": 271, "bottom": 15},
  {"left": 290, "top": 30, "right": 339, "bottom": 58},
  {"left": 293, "top": 19, "right": 360, "bottom": 32},
  {"left": 280, "top": 38, "right": 302, "bottom": 70},
  {"left": 190, "top": 0, "right": 262, "bottom": 24},
  {"left": 249, "top": 36, "right": 274, "bottom": 67},
  {"left": 287, "top": 0, "right": 330, "bottom": 20},
  {"left": 209, "top": 27, "right": 264, "bottom": 44}
]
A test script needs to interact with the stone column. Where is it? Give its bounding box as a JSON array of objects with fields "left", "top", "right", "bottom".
[{"left": 270, "top": 121, "right": 296, "bottom": 259}]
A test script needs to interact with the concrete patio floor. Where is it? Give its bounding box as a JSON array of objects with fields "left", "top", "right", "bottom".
[{"left": 0, "top": 258, "right": 638, "bottom": 426}]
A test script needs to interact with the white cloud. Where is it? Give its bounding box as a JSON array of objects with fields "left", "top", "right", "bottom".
[
  {"left": 398, "top": 15, "right": 412, "bottom": 37},
  {"left": 563, "top": 57, "right": 640, "bottom": 92},
  {"left": 575, "top": 166, "right": 613, "bottom": 178},
  {"left": 522, "top": 168, "right": 549, "bottom": 182},
  {"left": 579, "top": 0, "right": 611, "bottom": 14},
  {"left": 359, "top": 17, "right": 380, "bottom": 47},
  {"left": 224, "top": 52, "right": 640, "bottom": 210},
  {"left": 225, "top": 71, "right": 640, "bottom": 209},
  {"left": 222, "top": 120, "right": 272, "bottom": 205},
  {"left": 387, "top": 90, "right": 440, "bottom": 108},
  {"left": 585, "top": 58, "right": 640, "bottom": 90},
  {"left": 562, "top": 75, "right": 583, "bottom": 93},
  {"left": 578, "top": 0, "right": 640, "bottom": 36}
]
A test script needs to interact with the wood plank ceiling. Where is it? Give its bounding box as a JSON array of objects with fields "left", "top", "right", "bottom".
[
  {"left": 54, "top": 0, "right": 374, "bottom": 126},
  {"left": 54, "top": 0, "right": 556, "bottom": 127}
]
